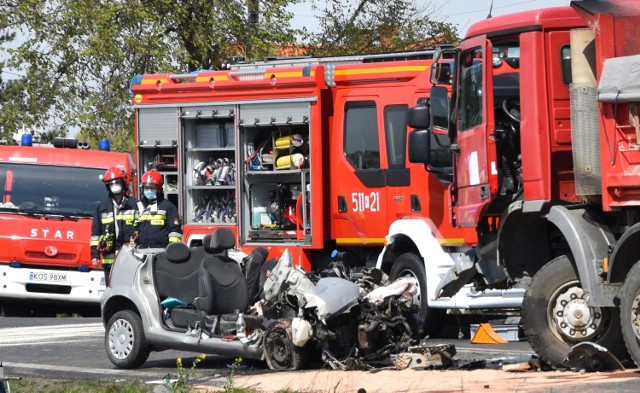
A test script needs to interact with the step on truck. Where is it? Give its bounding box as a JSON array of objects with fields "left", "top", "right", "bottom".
[
  {"left": 407, "top": 0, "right": 640, "bottom": 366},
  {"left": 129, "top": 50, "right": 523, "bottom": 338},
  {"left": 0, "top": 137, "right": 134, "bottom": 313}
]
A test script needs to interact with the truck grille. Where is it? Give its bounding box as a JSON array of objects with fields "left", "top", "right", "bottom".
[{"left": 25, "top": 251, "right": 75, "bottom": 260}]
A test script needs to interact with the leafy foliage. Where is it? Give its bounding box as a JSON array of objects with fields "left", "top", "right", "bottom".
[
  {"left": 0, "top": 18, "right": 29, "bottom": 143},
  {"left": 301, "top": 0, "right": 458, "bottom": 56},
  {"left": 0, "top": 0, "right": 300, "bottom": 153},
  {"left": 0, "top": 0, "right": 456, "bottom": 153}
]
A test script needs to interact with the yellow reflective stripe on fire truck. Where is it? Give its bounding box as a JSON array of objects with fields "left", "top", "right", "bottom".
[
  {"left": 195, "top": 75, "right": 229, "bottom": 82},
  {"left": 336, "top": 238, "right": 386, "bottom": 245},
  {"left": 334, "top": 65, "right": 429, "bottom": 76},
  {"left": 439, "top": 238, "right": 467, "bottom": 246},
  {"left": 140, "top": 77, "right": 169, "bottom": 85}
]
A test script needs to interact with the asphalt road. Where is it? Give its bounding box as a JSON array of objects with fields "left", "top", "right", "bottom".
[
  {"left": 0, "top": 314, "right": 532, "bottom": 385},
  {"left": 1, "top": 315, "right": 638, "bottom": 392}
]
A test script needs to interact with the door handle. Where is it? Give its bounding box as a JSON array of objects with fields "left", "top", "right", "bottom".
[
  {"left": 450, "top": 143, "right": 461, "bottom": 154},
  {"left": 338, "top": 196, "right": 347, "bottom": 213}
]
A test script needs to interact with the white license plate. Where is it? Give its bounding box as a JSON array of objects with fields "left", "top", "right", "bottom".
[{"left": 28, "top": 271, "right": 69, "bottom": 284}]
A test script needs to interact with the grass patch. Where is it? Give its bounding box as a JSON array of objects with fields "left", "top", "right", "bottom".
[{"left": 9, "top": 378, "right": 153, "bottom": 393}]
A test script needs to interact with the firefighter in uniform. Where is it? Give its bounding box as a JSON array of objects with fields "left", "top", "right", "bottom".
[
  {"left": 132, "top": 169, "right": 182, "bottom": 248},
  {"left": 90, "top": 167, "right": 137, "bottom": 283}
]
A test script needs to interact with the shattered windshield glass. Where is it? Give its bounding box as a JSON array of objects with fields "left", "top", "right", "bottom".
[{"left": 0, "top": 163, "right": 106, "bottom": 217}]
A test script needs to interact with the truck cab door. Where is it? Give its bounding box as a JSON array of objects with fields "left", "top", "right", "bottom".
[
  {"left": 452, "top": 36, "right": 496, "bottom": 227},
  {"left": 332, "top": 100, "right": 388, "bottom": 247}
]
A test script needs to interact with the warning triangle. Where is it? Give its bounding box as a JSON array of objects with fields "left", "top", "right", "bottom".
[{"left": 471, "top": 323, "right": 509, "bottom": 344}]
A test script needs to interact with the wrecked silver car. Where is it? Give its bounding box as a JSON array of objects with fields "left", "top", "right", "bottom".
[{"left": 101, "top": 228, "right": 428, "bottom": 370}]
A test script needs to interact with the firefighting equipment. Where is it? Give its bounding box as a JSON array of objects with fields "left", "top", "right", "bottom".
[
  {"left": 245, "top": 138, "right": 271, "bottom": 171},
  {"left": 290, "top": 133, "right": 304, "bottom": 147},
  {"left": 103, "top": 167, "right": 129, "bottom": 195},
  {"left": 141, "top": 169, "right": 163, "bottom": 189},
  {"left": 192, "top": 191, "right": 236, "bottom": 224},
  {"left": 193, "top": 157, "right": 236, "bottom": 186},
  {"left": 274, "top": 133, "right": 304, "bottom": 148},
  {"left": 98, "top": 224, "right": 115, "bottom": 252},
  {"left": 276, "top": 153, "right": 305, "bottom": 169}
]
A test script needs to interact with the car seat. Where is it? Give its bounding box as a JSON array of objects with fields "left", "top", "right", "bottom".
[
  {"left": 154, "top": 242, "right": 201, "bottom": 305},
  {"left": 194, "top": 228, "right": 249, "bottom": 315}
]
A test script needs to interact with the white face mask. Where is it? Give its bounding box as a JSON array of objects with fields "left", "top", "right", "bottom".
[{"left": 110, "top": 183, "right": 123, "bottom": 195}]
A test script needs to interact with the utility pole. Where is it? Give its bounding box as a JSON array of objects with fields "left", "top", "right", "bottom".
[{"left": 246, "top": 0, "right": 260, "bottom": 60}]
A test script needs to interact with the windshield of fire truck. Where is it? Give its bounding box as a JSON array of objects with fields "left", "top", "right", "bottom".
[{"left": 0, "top": 163, "right": 107, "bottom": 216}]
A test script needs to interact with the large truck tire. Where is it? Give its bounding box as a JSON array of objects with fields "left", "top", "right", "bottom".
[
  {"left": 522, "top": 255, "right": 627, "bottom": 367},
  {"left": 390, "top": 252, "right": 445, "bottom": 337},
  {"left": 105, "top": 310, "right": 151, "bottom": 369},
  {"left": 620, "top": 260, "right": 640, "bottom": 366}
]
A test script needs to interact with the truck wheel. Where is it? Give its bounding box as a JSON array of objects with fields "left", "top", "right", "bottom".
[
  {"left": 390, "top": 252, "right": 445, "bottom": 337},
  {"left": 264, "top": 320, "right": 308, "bottom": 371},
  {"left": 105, "top": 310, "right": 151, "bottom": 369},
  {"left": 522, "top": 255, "right": 627, "bottom": 367},
  {"left": 621, "top": 260, "right": 640, "bottom": 366}
]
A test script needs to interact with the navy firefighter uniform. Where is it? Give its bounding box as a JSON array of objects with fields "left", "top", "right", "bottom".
[
  {"left": 133, "top": 169, "right": 182, "bottom": 248},
  {"left": 90, "top": 167, "right": 136, "bottom": 283}
]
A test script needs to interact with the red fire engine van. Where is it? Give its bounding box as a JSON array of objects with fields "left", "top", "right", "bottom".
[
  {"left": 130, "top": 50, "right": 522, "bottom": 336},
  {"left": 0, "top": 138, "right": 134, "bottom": 312}
]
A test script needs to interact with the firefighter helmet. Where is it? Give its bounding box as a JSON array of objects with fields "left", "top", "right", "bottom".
[
  {"left": 141, "top": 169, "right": 163, "bottom": 190},
  {"left": 103, "top": 167, "right": 128, "bottom": 194}
]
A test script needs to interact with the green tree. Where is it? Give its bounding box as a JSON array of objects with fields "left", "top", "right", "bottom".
[
  {"left": 0, "top": 0, "right": 300, "bottom": 153},
  {"left": 0, "top": 20, "right": 29, "bottom": 144},
  {"left": 301, "top": 0, "right": 458, "bottom": 56}
]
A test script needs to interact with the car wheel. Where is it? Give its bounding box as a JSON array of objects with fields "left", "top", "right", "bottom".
[
  {"left": 522, "top": 255, "right": 627, "bottom": 367},
  {"left": 105, "top": 310, "right": 151, "bottom": 369},
  {"left": 390, "top": 252, "right": 445, "bottom": 337},
  {"left": 264, "top": 319, "right": 308, "bottom": 371},
  {"left": 621, "top": 260, "right": 640, "bottom": 366}
]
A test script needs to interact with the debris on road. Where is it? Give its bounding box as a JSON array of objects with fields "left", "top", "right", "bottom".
[{"left": 563, "top": 342, "right": 625, "bottom": 372}]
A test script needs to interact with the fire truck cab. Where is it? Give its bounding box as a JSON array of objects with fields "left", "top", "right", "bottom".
[{"left": 0, "top": 137, "right": 134, "bottom": 313}]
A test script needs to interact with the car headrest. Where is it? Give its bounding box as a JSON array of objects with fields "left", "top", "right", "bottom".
[
  {"left": 202, "top": 234, "right": 212, "bottom": 252},
  {"left": 209, "top": 228, "right": 235, "bottom": 251},
  {"left": 252, "top": 247, "right": 269, "bottom": 262},
  {"left": 165, "top": 242, "right": 190, "bottom": 263}
]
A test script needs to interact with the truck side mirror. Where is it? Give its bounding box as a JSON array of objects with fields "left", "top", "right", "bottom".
[
  {"left": 408, "top": 129, "right": 431, "bottom": 165},
  {"left": 430, "top": 62, "right": 453, "bottom": 85},
  {"left": 408, "top": 104, "right": 430, "bottom": 129},
  {"left": 430, "top": 86, "right": 450, "bottom": 131}
]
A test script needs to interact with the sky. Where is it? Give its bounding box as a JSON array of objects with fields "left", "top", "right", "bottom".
[{"left": 288, "top": 0, "right": 571, "bottom": 38}]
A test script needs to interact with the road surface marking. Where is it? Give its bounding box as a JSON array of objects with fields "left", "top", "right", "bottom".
[{"left": 0, "top": 323, "right": 104, "bottom": 346}]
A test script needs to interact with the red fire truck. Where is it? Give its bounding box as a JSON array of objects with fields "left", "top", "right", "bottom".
[
  {"left": 0, "top": 137, "right": 134, "bottom": 314},
  {"left": 406, "top": 0, "right": 640, "bottom": 366},
  {"left": 129, "top": 51, "right": 523, "bottom": 336}
]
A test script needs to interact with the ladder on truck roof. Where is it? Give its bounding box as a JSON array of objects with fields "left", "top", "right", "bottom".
[{"left": 225, "top": 47, "right": 452, "bottom": 86}]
